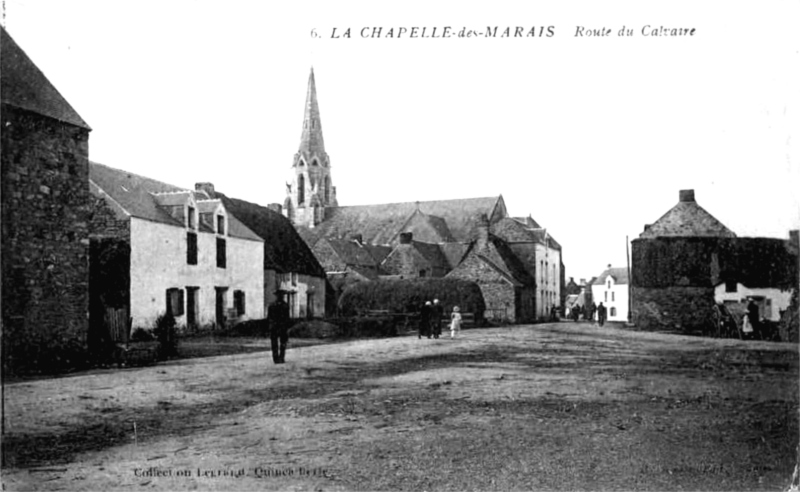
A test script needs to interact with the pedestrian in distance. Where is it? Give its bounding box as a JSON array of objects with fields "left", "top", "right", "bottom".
[
  {"left": 597, "top": 302, "right": 607, "bottom": 327},
  {"left": 589, "top": 302, "right": 597, "bottom": 324},
  {"left": 746, "top": 298, "right": 760, "bottom": 338},
  {"left": 450, "top": 306, "right": 462, "bottom": 338},
  {"left": 267, "top": 289, "right": 291, "bottom": 364},
  {"left": 419, "top": 301, "right": 433, "bottom": 339},
  {"left": 432, "top": 299, "right": 444, "bottom": 339}
]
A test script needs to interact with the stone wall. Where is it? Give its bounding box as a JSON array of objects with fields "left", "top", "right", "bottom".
[
  {"left": 1, "top": 106, "right": 91, "bottom": 373},
  {"left": 448, "top": 253, "right": 521, "bottom": 322},
  {"left": 631, "top": 286, "right": 716, "bottom": 333}
]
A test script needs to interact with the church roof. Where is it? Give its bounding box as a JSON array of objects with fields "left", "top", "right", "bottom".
[
  {"left": 309, "top": 196, "right": 506, "bottom": 245},
  {"left": 411, "top": 241, "right": 451, "bottom": 270},
  {"left": 297, "top": 68, "right": 326, "bottom": 157},
  {"left": 89, "top": 162, "right": 260, "bottom": 241},
  {"left": 0, "top": 27, "right": 90, "bottom": 129},
  {"left": 640, "top": 190, "right": 736, "bottom": 238},
  {"left": 326, "top": 239, "right": 382, "bottom": 268}
]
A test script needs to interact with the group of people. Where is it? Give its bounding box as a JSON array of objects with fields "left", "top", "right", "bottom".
[
  {"left": 418, "top": 299, "right": 462, "bottom": 339},
  {"left": 565, "top": 302, "right": 608, "bottom": 327}
]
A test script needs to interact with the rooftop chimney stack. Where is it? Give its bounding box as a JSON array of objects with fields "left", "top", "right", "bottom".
[
  {"left": 195, "top": 182, "right": 215, "bottom": 197},
  {"left": 679, "top": 189, "right": 695, "bottom": 202},
  {"left": 476, "top": 214, "right": 490, "bottom": 251}
]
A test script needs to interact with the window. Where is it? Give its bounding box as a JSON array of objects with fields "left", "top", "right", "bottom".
[
  {"left": 187, "top": 206, "right": 195, "bottom": 229},
  {"left": 607, "top": 280, "right": 611, "bottom": 289},
  {"left": 298, "top": 175, "right": 305, "bottom": 204},
  {"left": 725, "top": 280, "right": 737, "bottom": 293},
  {"left": 605, "top": 291, "right": 608, "bottom": 302},
  {"left": 612, "top": 291, "right": 615, "bottom": 302},
  {"left": 419, "top": 270, "right": 427, "bottom": 278},
  {"left": 291, "top": 272, "right": 298, "bottom": 286},
  {"left": 217, "top": 237, "right": 226, "bottom": 268},
  {"left": 610, "top": 307, "right": 617, "bottom": 317},
  {"left": 187, "top": 232, "right": 198, "bottom": 265},
  {"left": 217, "top": 215, "right": 225, "bottom": 235},
  {"left": 166, "top": 288, "right": 184, "bottom": 317},
  {"left": 234, "top": 290, "right": 246, "bottom": 316}
]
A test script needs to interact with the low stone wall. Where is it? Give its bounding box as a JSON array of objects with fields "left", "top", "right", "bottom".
[{"left": 631, "top": 286, "right": 716, "bottom": 333}]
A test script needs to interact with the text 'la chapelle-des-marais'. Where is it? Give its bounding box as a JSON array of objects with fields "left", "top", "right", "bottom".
[{"left": 323, "top": 25, "right": 695, "bottom": 39}]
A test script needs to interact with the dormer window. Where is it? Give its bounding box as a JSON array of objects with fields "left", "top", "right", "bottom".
[{"left": 217, "top": 215, "right": 225, "bottom": 235}]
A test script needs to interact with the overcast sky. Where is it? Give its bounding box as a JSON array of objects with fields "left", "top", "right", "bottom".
[{"left": 4, "top": 0, "right": 798, "bottom": 281}]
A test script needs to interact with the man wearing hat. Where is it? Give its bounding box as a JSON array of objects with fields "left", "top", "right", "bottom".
[{"left": 268, "top": 290, "right": 291, "bottom": 363}]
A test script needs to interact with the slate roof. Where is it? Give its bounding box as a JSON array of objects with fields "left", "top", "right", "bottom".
[
  {"left": 439, "top": 242, "right": 470, "bottom": 270},
  {"left": 492, "top": 217, "right": 562, "bottom": 250},
  {"left": 455, "top": 235, "right": 536, "bottom": 287},
  {"left": 411, "top": 241, "right": 451, "bottom": 270},
  {"left": 390, "top": 210, "right": 456, "bottom": 243},
  {"left": 326, "top": 239, "right": 381, "bottom": 268},
  {"left": 89, "top": 162, "right": 261, "bottom": 241},
  {"left": 305, "top": 196, "right": 505, "bottom": 245},
  {"left": 0, "top": 27, "right": 90, "bottom": 129},
  {"left": 208, "top": 191, "right": 327, "bottom": 277},
  {"left": 362, "top": 244, "right": 392, "bottom": 264},
  {"left": 640, "top": 196, "right": 736, "bottom": 238},
  {"left": 592, "top": 267, "right": 630, "bottom": 286}
]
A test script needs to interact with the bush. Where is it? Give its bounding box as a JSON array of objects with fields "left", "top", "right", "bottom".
[
  {"left": 218, "top": 318, "right": 269, "bottom": 338},
  {"left": 338, "top": 278, "right": 485, "bottom": 319},
  {"left": 130, "top": 327, "right": 155, "bottom": 342},
  {"left": 153, "top": 312, "right": 178, "bottom": 359},
  {"left": 289, "top": 320, "right": 340, "bottom": 338}
]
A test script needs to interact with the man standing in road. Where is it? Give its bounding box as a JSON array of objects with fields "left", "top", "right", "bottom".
[
  {"left": 597, "top": 302, "right": 607, "bottom": 327},
  {"left": 268, "top": 290, "right": 291, "bottom": 363},
  {"left": 432, "top": 299, "right": 444, "bottom": 339}
]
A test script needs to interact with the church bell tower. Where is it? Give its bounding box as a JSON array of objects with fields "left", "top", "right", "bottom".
[{"left": 284, "top": 68, "right": 337, "bottom": 228}]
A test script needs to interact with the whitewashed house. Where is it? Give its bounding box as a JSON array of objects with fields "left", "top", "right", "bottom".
[
  {"left": 592, "top": 265, "right": 629, "bottom": 322},
  {"left": 714, "top": 281, "right": 792, "bottom": 322},
  {"left": 89, "top": 162, "right": 265, "bottom": 332}
]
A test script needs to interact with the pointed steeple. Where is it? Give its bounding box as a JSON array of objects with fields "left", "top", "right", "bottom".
[{"left": 299, "top": 67, "right": 325, "bottom": 155}]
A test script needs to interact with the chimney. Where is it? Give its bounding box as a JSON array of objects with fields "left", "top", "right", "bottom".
[
  {"left": 195, "top": 182, "right": 215, "bottom": 197},
  {"left": 569, "top": 276, "right": 575, "bottom": 284},
  {"left": 788, "top": 230, "right": 799, "bottom": 254},
  {"left": 580, "top": 278, "right": 586, "bottom": 286},
  {"left": 476, "top": 214, "right": 489, "bottom": 251},
  {"left": 399, "top": 232, "right": 413, "bottom": 244},
  {"left": 607, "top": 264, "right": 612, "bottom": 269},
  {"left": 643, "top": 224, "right": 651, "bottom": 232},
  {"left": 267, "top": 203, "right": 282, "bottom": 214},
  {"left": 349, "top": 233, "right": 363, "bottom": 245},
  {"left": 679, "top": 189, "right": 695, "bottom": 202}
]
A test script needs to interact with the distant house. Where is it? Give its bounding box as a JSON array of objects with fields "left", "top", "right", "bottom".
[
  {"left": 1, "top": 27, "right": 93, "bottom": 371},
  {"left": 592, "top": 265, "right": 629, "bottom": 322},
  {"left": 447, "top": 218, "right": 536, "bottom": 323},
  {"left": 311, "top": 236, "right": 385, "bottom": 280},
  {"left": 195, "top": 183, "right": 328, "bottom": 319},
  {"left": 89, "top": 163, "right": 265, "bottom": 331}
]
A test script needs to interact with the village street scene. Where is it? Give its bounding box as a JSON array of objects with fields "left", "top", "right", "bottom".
[{"left": 2, "top": 2, "right": 799, "bottom": 491}]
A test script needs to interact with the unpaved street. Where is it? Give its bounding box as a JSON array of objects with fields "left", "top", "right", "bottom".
[{"left": 2, "top": 323, "right": 798, "bottom": 491}]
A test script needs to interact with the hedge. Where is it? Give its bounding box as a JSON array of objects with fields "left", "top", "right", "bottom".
[{"left": 338, "top": 278, "right": 485, "bottom": 318}]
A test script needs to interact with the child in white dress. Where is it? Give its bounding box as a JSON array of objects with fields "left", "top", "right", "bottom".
[{"left": 450, "top": 306, "right": 462, "bottom": 338}]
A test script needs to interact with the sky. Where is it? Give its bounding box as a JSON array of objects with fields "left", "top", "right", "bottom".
[{"left": 3, "top": 0, "right": 799, "bottom": 282}]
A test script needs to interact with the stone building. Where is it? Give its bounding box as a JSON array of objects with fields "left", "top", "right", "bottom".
[
  {"left": 1, "top": 27, "right": 93, "bottom": 372},
  {"left": 631, "top": 189, "right": 797, "bottom": 332},
  {"left": 89, "top": 163, "right": 265, "bottom": 332},
  {"left": 447, "top": 218, "right": 536, "bottom": 323}
]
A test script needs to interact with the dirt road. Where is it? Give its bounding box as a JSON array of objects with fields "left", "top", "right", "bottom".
[{"left": 2, "top": 323, "right": 798, "bottom": 491}]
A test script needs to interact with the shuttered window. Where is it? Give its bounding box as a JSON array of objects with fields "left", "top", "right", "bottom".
[
  {"left": 217, "top": 238, "right": 226, "bottom": 268},
  {"left": 166, "top": 288, "right": 184, "bottom": 316},
  {"left": 187, "top": 232, "right": 198, "bottom": 265},
  {"left": 234, "top": 290, "right": 246, "bottom": 316}
]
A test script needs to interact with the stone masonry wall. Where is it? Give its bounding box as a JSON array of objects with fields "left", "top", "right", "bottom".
[
  {"left": 1, "top": 106, "right": 92, "bottom": 373},
  {"left": 631, "top": 286, "right": 716, "bottom": 333}
]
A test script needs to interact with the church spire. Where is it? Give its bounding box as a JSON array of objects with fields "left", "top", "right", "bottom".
[{"left": 299, "top": 67, "right": 325, "bottom": 155}]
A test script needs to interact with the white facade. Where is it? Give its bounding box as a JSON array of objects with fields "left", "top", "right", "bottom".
[
  {"left": 535, "top": 243, "right": 561, "bottom": 318},
  {"left": 592, "top": 276, "right": 629, "bottom": 322},
  {"left": 129, "top": 214, "right": 264, "bottom": 331},
  {"left": 714, "top": 282, "right": 792, "bottom": 322}
]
